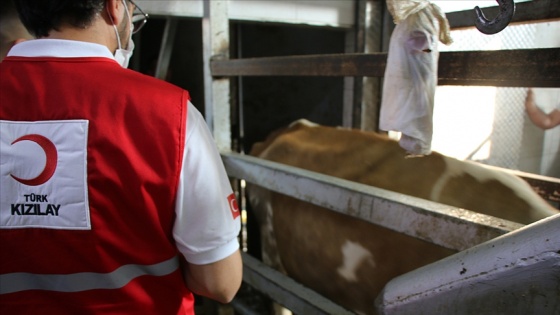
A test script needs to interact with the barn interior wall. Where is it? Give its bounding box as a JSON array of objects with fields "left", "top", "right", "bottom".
[
  {"left": 132, "top": 18, "right": 206, "bottom": 116},
  {"left": 132, "top": 19, "right": 347, "bottom": 155},
  {"left": 234, "top": 22, "right": 347, "bottom": 154}
]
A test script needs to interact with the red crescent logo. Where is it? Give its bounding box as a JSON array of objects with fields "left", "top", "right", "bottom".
[
  {"left": 227, "top": 193, "right": 240, "bottom": 219},
  {"left": 10, "top": 134, "right": 58, "bottom": 186}
]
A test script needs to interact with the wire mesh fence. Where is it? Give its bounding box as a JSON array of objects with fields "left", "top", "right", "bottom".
[{"left": 434, "top": 21, "right": 559, "bottom": 176}]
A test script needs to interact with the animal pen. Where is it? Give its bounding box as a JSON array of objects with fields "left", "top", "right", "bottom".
[{"left": 134, "top": 1, "right": 559, "bottom": 314}]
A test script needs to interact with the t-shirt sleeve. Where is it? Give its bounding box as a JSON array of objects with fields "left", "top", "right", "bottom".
[{"left": 173, "top": 101, "right": 240, "bottom": 265}]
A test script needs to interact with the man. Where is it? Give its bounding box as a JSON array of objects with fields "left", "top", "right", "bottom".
[
  {"left": 0, "top": 1, "right": 242, "bottom": 314},
  {"left": 525, "top": 88, "right": 560, "bottom": 130},
  {"left": 0, "top": 0, "right": 32, "bottom": 61}
]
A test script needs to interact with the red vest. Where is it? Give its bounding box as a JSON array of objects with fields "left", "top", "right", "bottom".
[{"left": 0, "top": 56, "right": 194, "bottom": 314}]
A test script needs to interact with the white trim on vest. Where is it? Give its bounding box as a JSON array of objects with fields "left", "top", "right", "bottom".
[{"left": 0, "top": 256, "right": 179, "bottom": 294}]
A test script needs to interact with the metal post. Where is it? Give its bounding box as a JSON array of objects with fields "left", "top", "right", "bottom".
[
  {"left": 202, "top": 0, "right": 231, "bottom": 151},
  {"left": 360, "top": 0, "right": 384, "bottom": 131},
  {"left": 155, "top": 18, "right": 178, "bottom": 81}
]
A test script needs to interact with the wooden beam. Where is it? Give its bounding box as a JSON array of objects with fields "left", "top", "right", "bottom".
[
  {"left": 446, "top": 0, "right": 560, "bottom": 30},
  {"left": 211, "top": 48, "right": 560, "bottom": 87},
  {"left": 438, "top": 48, "right": 560, "bottom": 87},
  {"left": 212, "top": 53, "right": 385, "bottom": 77}
]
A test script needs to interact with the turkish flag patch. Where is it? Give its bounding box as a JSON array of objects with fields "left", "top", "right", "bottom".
[{"left": 227, "top": 193, "right": 240, "bottom": 219}]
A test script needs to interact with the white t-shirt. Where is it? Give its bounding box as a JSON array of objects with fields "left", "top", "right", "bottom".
[{"left": 6, "top": 39, "right": 241, "bottom": 265}]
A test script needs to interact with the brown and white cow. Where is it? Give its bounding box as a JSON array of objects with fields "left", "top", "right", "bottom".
[{"left": 247, "top": 119, "right": 558, "bottom": 315}]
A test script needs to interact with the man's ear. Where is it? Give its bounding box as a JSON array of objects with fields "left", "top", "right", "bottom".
[{"left": 104, "top": 0, "right": 126, "bottom": 26}]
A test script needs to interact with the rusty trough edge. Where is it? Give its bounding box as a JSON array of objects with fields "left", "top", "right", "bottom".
[
  {"left": 221, "top": 152, "right": 523, "bottom": 252},
  {"left": 239, "top": 252, "right": 356, "bottom": 315},
  {"left": 375, "top": 214, "right": 560, "bottom": 315}
]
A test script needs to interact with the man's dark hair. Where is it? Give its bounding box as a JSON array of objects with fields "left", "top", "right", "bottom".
[{"left": 14, "top": 0, "right": 106, "bottom": 38}]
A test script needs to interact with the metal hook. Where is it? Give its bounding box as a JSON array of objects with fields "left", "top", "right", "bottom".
[{"left": 474, "top": 0, "right": 516, "bottom": 35}]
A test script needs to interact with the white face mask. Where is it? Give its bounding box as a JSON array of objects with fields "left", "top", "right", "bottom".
[{"left": 110, "top": 0, "right": 135, "bottom": 68}]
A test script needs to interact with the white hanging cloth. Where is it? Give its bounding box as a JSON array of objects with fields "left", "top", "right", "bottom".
[{"left": 380, "top": 0, "right": 452, "bottom": 156}]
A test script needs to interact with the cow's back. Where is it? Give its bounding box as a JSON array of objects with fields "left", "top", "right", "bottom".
[{"left": 254, "top": 119, "right": 557, "bottom": 224}]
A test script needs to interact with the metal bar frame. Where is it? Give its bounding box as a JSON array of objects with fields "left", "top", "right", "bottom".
[
  {"left": 202, "top": 0, "right": 231, "bottom": 150},
  {"left": 235, "top": 253, "right": 355, "bottom": 315},
  {"left": 222, "top": 152, "right": 522, "bottom": 252}
]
